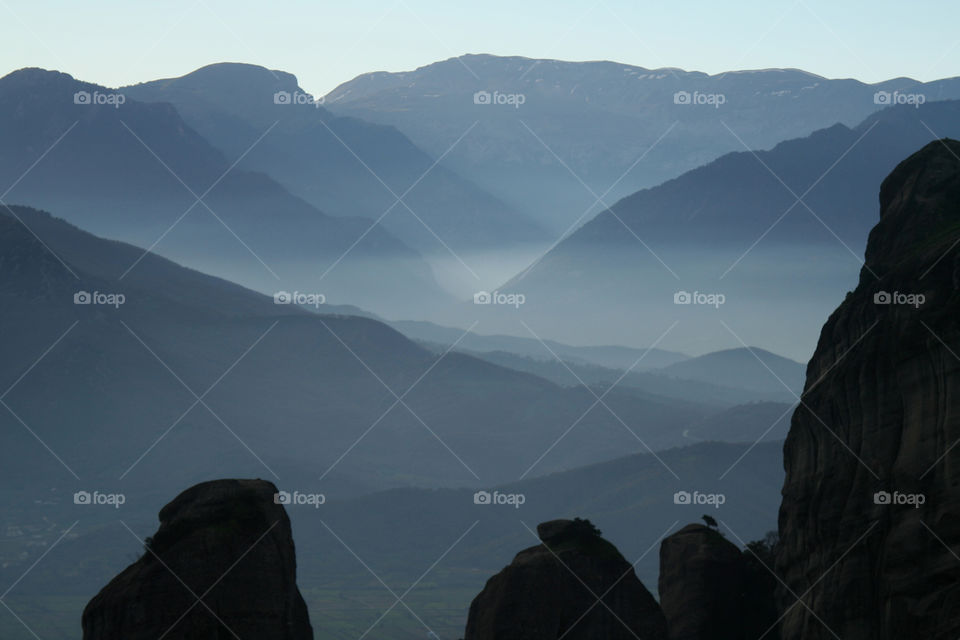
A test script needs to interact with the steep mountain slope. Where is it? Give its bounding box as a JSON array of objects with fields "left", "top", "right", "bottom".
[
  {"left": 777, "top": 139, "right": 960, "bottom": 638},
  {"left": 657, "top": 347, "right": 804, "bottom": 396},
  {"left": 122, "top": 63, "right": 547, "bottom": 257},
  {"left": 0, "top": 67, "right": 447, "bottom": 317},
  {"left": 389, "top": 318, "right": 688, "bottom": 369},
  {"left": 493, "top": 100, "right": 960, "bottom": 360},
  {"left": 326, "top": 54, "right": 960, "bottom": 230}
]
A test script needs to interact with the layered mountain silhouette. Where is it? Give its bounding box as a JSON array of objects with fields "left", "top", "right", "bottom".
[
  {"left": 0, "top": 204, "right": 753, "bottom": 500},
  {"left": 777, "top": 140, "right": 960, "bottom": 638},
  {"left": 0, "top": 68, "right": 447, "bottom": 317},
  {"left": 122, "top": 63, "right": 547, "bottom": 257},
  {"left": 325, "top": 54, "right": 960, "bottom": 231},
  {"left": 492, "top": 99, "right": 960, "bottom": 359}
]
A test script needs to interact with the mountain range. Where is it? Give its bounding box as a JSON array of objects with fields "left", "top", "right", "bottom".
[
  {"left": 121, "top": 63, "right": 548, "bottom": 266},
  {"left": 482, "top": 99, "right": 960, "bottom": 359},
  {"left": 0, "top": 68, "right": 447, "bottom": 317},
  {"left": 325, "top": 54, "right": 960, "bottom": 232}
]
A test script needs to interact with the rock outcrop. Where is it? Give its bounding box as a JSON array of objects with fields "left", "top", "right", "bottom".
[
  {"left": 777, "top": 139, "right": 960, "bottom": 639},
  {"left": 82, "top": 479, "right": 313, "bottom": 640},
  {"left": 464, "top": 518, "right": 668, "bottom": 640},
  {"left": 658, "top": 524, "right": 779, "bottom": 640}
]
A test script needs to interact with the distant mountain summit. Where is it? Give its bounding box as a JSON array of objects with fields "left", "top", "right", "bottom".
[
  {"left": 0, "top": 67, "right": 449, "bottom": 317},
  {"left": 777, "top": 139, "right": 960, "bottom": 638},
  {"left": 325, "top": 54, "right": 960, "bottom": 231},
  {"left": 489, "top": 100, "right": 960, "bottom": 359},
  {"left": 123, "top": 62, "right": 547, "bottom": 257}
]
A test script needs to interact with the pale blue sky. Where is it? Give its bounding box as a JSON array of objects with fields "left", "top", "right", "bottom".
[{"left": 2, "top": 0, "right": 957, "bottom": 95}]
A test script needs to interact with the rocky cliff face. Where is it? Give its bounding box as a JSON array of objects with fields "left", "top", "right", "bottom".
[
  {"left": 464, "top": 519, "right": 668, "bottom": 640},
  {"left": 777, "top": 139, "right": 960, "bottom": 639},
  {"left": 82, "top": 479, "right": 313, "bottom": 640},
  {"left": 658, "top": 524, "right": 779, "bottom": 640}
]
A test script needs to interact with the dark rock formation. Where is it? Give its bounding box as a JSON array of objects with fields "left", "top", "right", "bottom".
[
  {"left": 777, "top": 139, "right": 960, "bottom": 639},
  {"left": 464, "top": 518, "right": 668, "bottom": 640},
  {"left": 658, "top": 524, "right": 779, "bottom": 640},
  {"left": 82, "top": 479, "right": 313, "bottom": 640}
]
